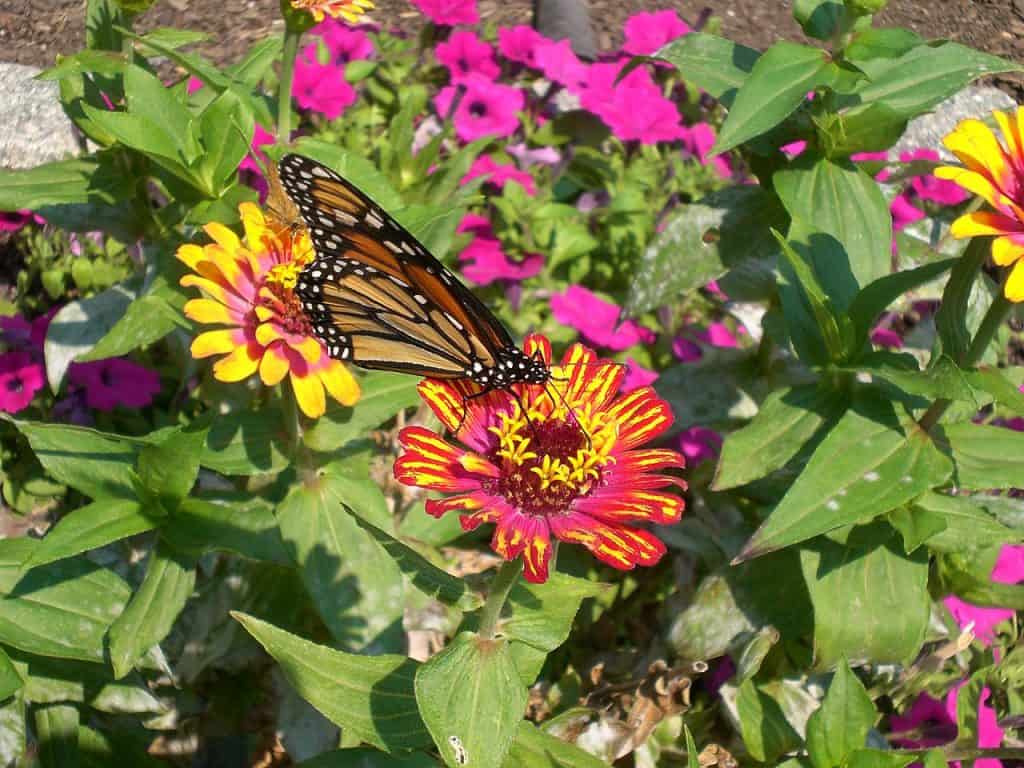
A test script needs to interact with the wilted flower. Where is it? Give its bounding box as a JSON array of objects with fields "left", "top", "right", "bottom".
[
  {"left": 461, "top": 155, "right": 536, "bottom": 195},
  {"left": 497, "top": 25, "right": 547, "bottom": 68},
  {"left": 68, "top": 358, "right": 161, "bottom": 411},
  {"left": 293, "top": 54, "right": 357, "bottom": 120},
  {"left": 0, "top": 351, "right": 45, "bottom": 414},
  {"left": 435, "top": 74, "right": 524, "bottom": 142},
  {"left": 936, "top": 108, "right": 1024, "bottom": 301},
  {"left": 411, "top": 0, "right": 478, "bottom": 25},
  {"left": 176, "top": 203, "right": 359, "bottom": 418},
  {"left": 550, "top": 285, "right": 655, "bottom": 351},
  {"left": 436, "top": 29, "right": 500, "bottom": 83},
  {"left": 622, "top": 9, "right": 690, "bottom": 56},
  {"left": 290, "top": 0, "right": 374, "bottom": 23},
  {"left": 395, "top": 335, "right": 686, "bottom": 582}
]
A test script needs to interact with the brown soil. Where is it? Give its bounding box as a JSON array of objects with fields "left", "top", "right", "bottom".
[{"left": 2, "top": 0, "right": 1022, "bottom": 80}]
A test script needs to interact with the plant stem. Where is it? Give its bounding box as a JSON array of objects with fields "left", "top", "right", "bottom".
[
  {"left": 919, "top": 292, "right": 1013, "bottom": 432},
  {"left": 277, "top": 26, "right": 302, "bottom": 143},
  {"left": 478, "top": 558, "right": 523, "bottom": 640}
]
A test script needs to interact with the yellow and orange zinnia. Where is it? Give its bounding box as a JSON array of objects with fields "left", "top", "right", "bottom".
[
  {"left": 937, "top": 107, "right": 1024, "bottom": 301},
  {"left": 176, "top": 203, "right": 359, "bottom": 418},
  {"left": 289, "top": 0, "right": 374, "bottom": 23}
]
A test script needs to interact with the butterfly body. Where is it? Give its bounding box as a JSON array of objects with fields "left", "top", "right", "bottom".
[{"left": 279, "top": 153, "right": 550, "bottom": 393}]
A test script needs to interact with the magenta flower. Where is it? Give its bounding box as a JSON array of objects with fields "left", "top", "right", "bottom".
[
  {"left": 580, "top": 62, "right": 686, "bottom": 144},
  {"left": 622, "top": 10, "right": 690, "bottom": 56},
  {"left": 781, "top": 140, "right": 807, "bottom": 158},
  {"left": 0, "top": 312, "right": 51, "bottom": 352},
  {"left": 549, "top": 286, "right": 655, "bottom": 351},
  {"left": 0, "top": 210, "right": 44, "bottom": 233},
  {"left": 901, "top": 149, "right": 969, "bottom": 206},
  {"left": 238, "top": 123, "right": 277, "bottom": 201},
  {"left": 67, "top": 358, "right": 161, "bottom": 411},
  {"left": 678, "top": 426, "right": 722, "bottom": 466},
  {"left": 891, "top": 193, "right": 925, "bottom": 231},
  {"left": 436, "top": 30, "right": 499, "bottom": 83},
  {"left": 671, "top": 336, "right": 702, "bottom": 362},
  {"left": 889, "top": 693, "right": 957, "bottom": 749},
  {"left": 871, "top": 327, "right": 904, "bottom": 349},
  {"left": 944, "top": 544, "right": 1024, "bottom": 645},
  {"left": 293, "top": 56, "right": 356, "bottom": 120},
  {"left": 0, "top": 351, "right": 45, "bottom": 414},
  {"left": 535, "top": 38, "right": 589, "bottom": 92},
  {"left": 622, "top": 359, "right": 658, "bottom": 392},
  {"left": 411, "top": 0, "right": 478, "bottom": 25},
  {"left": 461, "top": 155, "right": 536, "bottom": 195},
  {"left": 699, "top": 322, "right": 740, "bottom": 348},
  {"left": 455, "top": 214, "right": 542, "bottom": 286},
  {"left": 435, "top": 74, "right": 524, "bottom": 142},
  {"left": 506, "top": 142, "right": 561, "bottom": 167},
  {"left": 318, "top": 20, "right": 374, "bottom": 64},
  {"left": 682, "top": 123, "right": 733, "bottom": 179},
  {"left": 498, "top": 25, "right": 547, "bottom": 68},
  {"left": 851, "top": 151, "right": 889, "bottom": 163}
]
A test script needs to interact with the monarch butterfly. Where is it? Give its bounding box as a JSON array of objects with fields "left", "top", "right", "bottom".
[{"left": 278, "top": 153, "right": 552, "bottom": 397}]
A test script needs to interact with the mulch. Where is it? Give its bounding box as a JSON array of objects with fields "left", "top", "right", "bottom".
[{"left": 2, "top": 0, "right": 1022, "bottom": 97}]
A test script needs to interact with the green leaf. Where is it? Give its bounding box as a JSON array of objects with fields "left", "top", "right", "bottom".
[
  {"left": 12, "top": 422, "right": 137, "bottom": 499},
  {"left": 734, "top": 626, "right": 781, "bottom": 684},
  {"left": 196, "top": 88, "right": 253, "bottom": 193},
  {"left": 0, "top": 551, "right": 130, "bottom": 663},
  {"left": 108, "top": 542, "right": 196, "bottom": 679},
  {"left": 356, "top": 519, "right": 482, "bottom": 611},
  {"left": 625, "top": 186, "right": 786, "bottom": 315},
  {"left": 845, "top": 28, "right": 923, "bottom": 62},
  {"left": 800, "top": 522, "right": 930, "bottom": 667},
  {"left": 202, "top": 408, "right": 291, "bottom": 475},
  {"left": 0, "top": 647, "right": 23, "bottom": 701},
  {"left": 0, "top": 156, "right": 133, "bottom": 211},
  {"left": 162, "top": 497, "right": 291, "bottom": 563},
  {"left": 842, "top": 750, "right": 913, "bottom": 768},
  {"left": 26, "top": 498, "right": 157, "bottom": 569},
  {"left": 38, "top": 49, "right": 127, "bottom": 80},
  {"left": 501, "top": 574, "right": 608, "bottom": 654},
  {"left": 854, "top": 42, "right": 1023, "bottom": 120},
  {"left": 935, "top": 239, "right": 992, "bottom": 364},
  {"left": 415, "top": 632, "right": 527, "bottom": 768},
  {"left": 888, "top": 505, "right": 947, "bottom": 554},
  {"left": 35, "top": 703, "right": 79, "bottom": 768},
  {"left": 805, "top": 658, "right": 876, "bottom": 768},
  {"left": 136, "top": 425, "right": 207, "bottom": 507},
  {"left": 504, "top": 722, "right": 605, "bottom": 768},
  {"left": 303, "top": 372, "right": 419, "bottom": 452},
  {"left": 944, "top": 422, "right": 1024, "bottom": 490},
  {"left": 234, "top": 612, "right": 430, "bottom": 751},
  {"left": 79, "top": 279, "right": 189, "bottom": 361},
  {"left": 910, "top": 491, "right": 1024, "bottom": 554},
  {"left": 43, "top": 283, "right": 137, "bottom": 391},
  {"left": 825, "top": 101, "right": 908, "bottom": 157},
  {"left": 737, "top": 394, "right": 952, "bottom": 560},
  {"left": 654, "top": 32, "right": 760, "bottom": 108},
  {"left": 684, "top": 725, "right": 699, "bottom": 768},
  {"left": 276, "top": 472, "right": 404, "bottom": 651},
  {"left": 851, "top": 353, "right": 977, "bottom": 403},
  {"left": 0, "top": 695, "right": 24, "bottom": 766},
  {"left": 122, "top": 64, "right": 199, "bottom": 163},
  {"left": 967, "top": 367, "right": 1024, "bottom": 416},
  {"left": 735, "top": 678, "right": 802, "bottom": 763},
  {"left": 714, "top": 385, "right": 849, "bottom": 490},
  {"left": 775, "top": 155, "right": 893, "bottom": 294},
  {"left": 298, "top": 750, "right": 438, "bottom": 767},
  {"left": 793, "top": 0, "right": 848, "bottom": 39},
  {"left": 712, "top": 42, "right": 835, "bottom": 155}
]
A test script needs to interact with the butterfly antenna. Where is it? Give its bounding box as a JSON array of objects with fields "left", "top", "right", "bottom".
[{"left": 542, "top": 379, "right": 592, "bottom": 449}]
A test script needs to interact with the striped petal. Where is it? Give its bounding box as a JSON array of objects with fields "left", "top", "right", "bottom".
[
  {"left": 575, "top": 489, "right": 685, "bottom": 525},
  {"left": 605, "top": 387, "right": 674, "bottom": 450},
  {"left": 555, "top": 343, "right": 623, "bottom": 413},
  {"left": 549, "top": 512, "right": 666, "bottom": 570},
  {"left": 395, "top": 426, "right": 490, "bottom": 492},
  {"left": 491, "top": 511, "right": 552, "bottom": 583},
  {"left": 942, "top": 118, "right": 1010, "bottom": 189}
]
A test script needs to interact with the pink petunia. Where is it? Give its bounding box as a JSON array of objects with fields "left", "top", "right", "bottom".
[
  {"left": 238, "top": 123, "right": 277, "bottom": 201},
  {"left": 781, "top": 140, "right": 807, "bottom": 158},
  {"left": 871, "top": 327, "right": 903, "bottom": 349},
  {"left": 411, "top": 0, "right": 478, "bottom": 25},
  {"left": 671, "top": 336, "right": 702, "bottom": 362},
  {"left": 622, "top": 9, "right": 690, "bottom": 56},
  {"left": 498, "top": 25, "right": 547, "bottom": 68},
  {"left": 436, "top": 29, "right": 500, "bottom": 83},
  {"left": 0, "top": 351, "right": 45, "bottom": 414},
  {"left": 944, "top": 544, "right": 1024, "bottom": 645},
  {"left": 683, "top": 123, "right": 732, "bottom": 179},
  {"left": 549, "top": 285, "right": 655, "bottom": 351},
  {"left": 317, "top": 20, "right": 374, "bottom": 64},
  {"left": 293, "top": 54, "right": 357, "bottom": 120},
  {"left": 678, "top": 426, "right": 722, "bottom": 465},
  {"left": 622, "top": 359, "right": 658, "bottom": 392},
  {"left": 535, "top": 38, "right": 590, "bottom": 93},
  {"left": 891, "top": 193, "right": 925, "bottom": 231},
  {"left": 889, "top": 693, "right": 957, "bottom": 749},
  {"left": 580, "top": 62, "right": 686, "bottom": 144},
  {"left": 461, "top": 155, "right": 536, "bottom": 195},
  {"left": 458, "top": 238, "right": 543, "bottom": 286},
  {"left": 0, "top": 210, "right": 44, "bottom": 233},
  {"left": 68, "top": 358, "right": 161, "bottom": 411},
  {"left": 435, "top": 74, "right": 524, "bottom": 142},
  {"left": 901, "top": 148, "right": 969, "bottom": 206},
  {"left": 698, "top": 322, "right": 739, "bottom": 348}
]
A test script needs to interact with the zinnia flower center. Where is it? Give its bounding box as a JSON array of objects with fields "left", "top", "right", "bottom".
[
  {"left": 262, "top": 276, "right": 314, "bottom": 338},
  {"left": 484, "top": 403, "right": 616, "bottom": 516}
]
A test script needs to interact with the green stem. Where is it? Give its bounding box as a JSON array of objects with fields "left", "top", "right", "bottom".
[
  {"left": 277, "top": 25, "right": 302, "bottom": 143},
  {"left": 902, "top": 747, "right": 1024, "bottom": 762},
  {"left": 919, "top": 292, "right": 1013, "bottom": 432},
  {"left": 281, "top": 384, "right": 318, "bottom": 483},
  {"left": 478, "top": 559, "right": 523, "bottom": 640}
]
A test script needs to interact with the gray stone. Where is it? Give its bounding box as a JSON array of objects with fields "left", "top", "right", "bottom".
[
  {"left": 0, "top": 62, "right": 81, "bottom": 170},
  {"left": 533, "top": 0, "right": 597, "bottom": 60},
  {"left": 893, "top": 85, "right": 1018, "bottom": 158}
]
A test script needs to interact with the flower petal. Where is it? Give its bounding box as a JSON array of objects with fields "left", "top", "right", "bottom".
[
  {"left": 426, "top": 492, "right": 486, "bottom": 518},
  {"left": 191, "top": 328, "right": 244, "bottom": 359},
  {"left": 556, "top": 343, "right": 623, "bottom": 413},
  {"left": 934, "top": 166, "right": 1006, "bottom": 211},
  {"left": 318, "top": 359, "right": 361, "bottom": 407},
  {"left": 993, "top": 235, "right": 1024, "bottom": 267},
  {"left": 395, "top": 426, "right": 491, "bottom": 491},
  {"left": 942, "top": 118, "right": 1010, "bottom": 188},
  {"left": 950, "top": 211, "right": 1024, "bottom": 239},
  {"left": 605, "top": 387, "right": 674, "bottom": 449},
  {"left": 575, "top": 488, "right": 685, "bottom": 525},
  {"left": 204, "top": 221, "right": 242, "bottom": 253},
  {"left": 491, "top": 510, "right": 552, "bottom": 583},
  {"left": 211, "top": 342, "right": 262, "bottom": 382},
  {"left": 184, "top": 298, "right": 235, "bottom": 326},
  {"left": 1005, "top": 257, "right": 1024, "bottom": 303},
  {"left": 291, "top": 368, "right": 327, "bottom": 418},
  {"left": 549, "top": 512, "right": 666, "bottom": 570},
  {"left": 259, "top": 344, "right": 290, "bottom": 386}
]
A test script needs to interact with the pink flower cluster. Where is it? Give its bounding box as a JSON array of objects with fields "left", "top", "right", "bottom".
[
  {"left": 293, "top": 20, "right": 375, "bottom": 120},
  {"left": 456, "top": 213, "right": 542, "bottom": 286}
]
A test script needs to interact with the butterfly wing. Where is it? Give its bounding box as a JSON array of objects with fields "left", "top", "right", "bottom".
[{"left": 279, "top": 153, "right": 514, "bottom": 379}]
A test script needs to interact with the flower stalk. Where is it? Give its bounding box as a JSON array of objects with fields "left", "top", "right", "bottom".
[
  {"left": 277, "top": 25, "right": 303, "bottom": 144},
  {"left": 478, "top": 558, "right": 523, "bottom": 639}
]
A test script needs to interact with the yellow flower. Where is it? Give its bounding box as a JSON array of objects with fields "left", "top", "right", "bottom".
[
  {"left": 936, "top": 108, "right": 1024, "bottom": 301},
  {"left": 290, "top": 0, "right": 373, "bottom": 23},
  {"left": 176, "top": 203, "right": 360, "bottom": 418}
]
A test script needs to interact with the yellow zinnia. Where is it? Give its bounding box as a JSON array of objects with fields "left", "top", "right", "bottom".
[
  {"left": 289, "top": 0, "right": 373, "bottom": 23},
  {"left": 177, "top": 203, "right": 360, "bottom": 418},
  {"left": 936, "top": 107, "right": 1024, "bottom": 301}
]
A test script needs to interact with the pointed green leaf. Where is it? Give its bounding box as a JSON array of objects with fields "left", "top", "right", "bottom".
[
  {"left": 504, "top": 722, "right": 605, "bottom": 768},
  {"left": 735, "top": 678, "right": 802, "bottom": 763},
  {"left": 0, "top": 647, "right": 23, "bottom": 701},
  {"left": 161, "top": 497, "right": 291, "bottom": 564},
  {"left": 303, "top": 372, "right": 419, "bottom": 452},
  {"left": 888, "top": 505, "right": 947, "bottom": 554},
  {"left": 944, "top": 422, "right": 1024, "bottom": 490},
  {"left": 805, "top": 658, "right": 876, "bottom": 768},
  {"left": 35, "top": 703, "right": 79, "bottom": 768},
  {"left": 910, "top": 491, "right": 1024, "bottom": 554},
  {"left": 108, "top": 542, "right": 196, "bottom": 679},
  {"left": 79, "top": 281, "right": 188, "bottom": 362},
  {"left": 684, "top": 725, "right": 700, "bottom": 768},
  {"left": 197, "top": 88, "right": 253, "bottom": 193},
  {"left": 27, "top": 498, "right": 156, "bottom": 569},
  {"left": 234, "top": 612, "right": 430, "bottom": 751},
  {"left": 714, "top": 385, "right": 848, "bottom": 490},
  {"left": 737, "top": 394, "right": 952, "bottom": 560},
  {"left": 712, "top": 42, "right": 835, "bottom": 155},
  {"left": 0, "top": 156, "right": 133, "bottom": 212},
  {"left": 935, "top": 238, "right": 994, "bottom": 364},
  {"left": 201, "top": 408, "right": 292, "bottom": 475},
  {"left": 123, "top": 63, "right": 199, "bottom": 162},
  {"left": 800, "top": 522, "right": 929, "bottom": 667},
  {"left": 415, "top": 631, "right": 527, "bottom": 768},
  {"left": 654, "top": 33, "right": 760, "bottom": 108},
  {"left": 137, "top": 425, "right": 208, "bottom": 507},
  {"left": 501, "top": 574, "right": 608, "bottom": 653}
]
